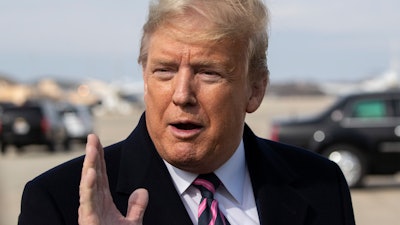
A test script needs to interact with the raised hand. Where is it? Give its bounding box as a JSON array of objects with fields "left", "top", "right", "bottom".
[{"left": 79, "top": 134, "right": 149, "bottom": 225}]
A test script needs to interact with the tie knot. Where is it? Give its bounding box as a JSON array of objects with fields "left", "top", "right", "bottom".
[{"left": 193, "top": 173, "right": 221, "bottom": 198}]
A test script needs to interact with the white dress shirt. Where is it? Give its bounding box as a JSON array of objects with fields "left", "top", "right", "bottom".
[{"left": 164, "top": 140, "right": 260, "bottom": 225}]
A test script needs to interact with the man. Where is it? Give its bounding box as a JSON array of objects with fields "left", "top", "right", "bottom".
[{"left": 18, "top": 0, "right": 356, "bottom": 224}]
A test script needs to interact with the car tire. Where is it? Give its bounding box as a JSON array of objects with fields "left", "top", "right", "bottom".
[
  {"left": 322, "top": 144, "right": 367, "bottom": 188},
  {"left": 63, "top": 138, "right": 71, "bottom": 151},
  {"left": 47, "top": 141, "right": 56, "bottom": 152},
  {"left": 1, "top": 142, "right": 6, "bottom": 154}
]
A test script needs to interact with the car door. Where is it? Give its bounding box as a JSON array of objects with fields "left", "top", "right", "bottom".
[{"left": 340, "top": 94, "right": 400, "bottom": 173}]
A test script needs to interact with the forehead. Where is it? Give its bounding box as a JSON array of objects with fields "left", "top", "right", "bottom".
[{"left": 147, "top": 24, "right": 245, "bottom": 64}]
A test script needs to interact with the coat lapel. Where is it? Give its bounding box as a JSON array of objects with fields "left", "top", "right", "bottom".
[
  {"left": 114, "top": 114, "right": 193, "bottom": 225},
  {"left": 243, "top": 125, "right": 310, "bottom": 225}
]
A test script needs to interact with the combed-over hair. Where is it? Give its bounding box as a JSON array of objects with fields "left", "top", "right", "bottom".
[{"left": 138, "top": 0, "right": 270, "bottom": 82}]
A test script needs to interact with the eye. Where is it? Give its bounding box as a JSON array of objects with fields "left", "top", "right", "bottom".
[
  {"left": 201, "top": 70, "right": 219, "bottom": 76},
  {"left": 198, "top": 69, "right": 221, "bottom": 77},
  {"left": 197, "top": 70, "right": 222, "bottom": 82},
  {"left": 153, "top": 67, "right": 175, "bottom": 80}
]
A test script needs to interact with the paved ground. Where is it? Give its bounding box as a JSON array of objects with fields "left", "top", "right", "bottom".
[{"left": 1, "top": 96, "right": 399, "bottom": 225}]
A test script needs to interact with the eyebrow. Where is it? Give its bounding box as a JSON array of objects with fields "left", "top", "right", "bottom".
[
  {"left": 194, "top": 60, "right": 236, "bottom": 74},
  {"left": 151, "top": 56, "right": 236, "bottom": 73}
]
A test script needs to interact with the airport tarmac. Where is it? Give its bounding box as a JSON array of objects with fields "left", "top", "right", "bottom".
[{"left": 1, "top": 96, "right": 399, "bottom": 225}]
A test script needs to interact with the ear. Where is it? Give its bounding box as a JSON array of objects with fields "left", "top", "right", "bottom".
[
  {"left": 142, "top": 67, "right": 149, "bottom": 103},
  {"left": 142, "top": 63, "right": 148, "bottom": 89},
  {"left": 246, "top": 75, "right": 267, "bottom": 113}
]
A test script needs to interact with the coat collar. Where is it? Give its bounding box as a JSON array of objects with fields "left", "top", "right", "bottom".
[{"left": 243, "top": 124, "right": 310, "bottom": 225}]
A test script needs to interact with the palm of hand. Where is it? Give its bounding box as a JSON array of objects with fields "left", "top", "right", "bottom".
[{"left": 78, "top": 134, "right": 148, "bottom": 225}]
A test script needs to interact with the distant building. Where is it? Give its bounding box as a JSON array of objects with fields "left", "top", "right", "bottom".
[{"left": 0, "top": 74, "right": 33, "bottom": 105}]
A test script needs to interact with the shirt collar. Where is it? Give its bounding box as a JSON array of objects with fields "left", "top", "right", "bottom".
[{"left": 164, "top": 140, "right": 246, "bottom": 204}]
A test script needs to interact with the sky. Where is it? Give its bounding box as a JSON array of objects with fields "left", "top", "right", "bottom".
[{"left": 0, "top": 0, "right": 399, "bottom": 84}]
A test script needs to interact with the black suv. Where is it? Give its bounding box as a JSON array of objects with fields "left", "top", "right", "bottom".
[
  {"left": 0, "top": 102, "right": 15, "bottom": 145},
  {"left": 270, "top": 91, "right": 400, "bottom": 187},
  {"left": 0, "top": 100, "right": 69, "bottom": 153}
]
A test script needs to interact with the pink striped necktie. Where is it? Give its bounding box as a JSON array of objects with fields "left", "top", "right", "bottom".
[{"left": 193, "top": 173, "right": 230, "bottom": 225}]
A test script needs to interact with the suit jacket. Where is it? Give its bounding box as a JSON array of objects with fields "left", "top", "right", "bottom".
[{"left": 18, "top": 113, "right": 355, "bottom": 225}]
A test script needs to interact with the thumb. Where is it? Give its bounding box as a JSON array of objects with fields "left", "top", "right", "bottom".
[{"left": 126, "top": 188, "right": 149, "bottom": 223}]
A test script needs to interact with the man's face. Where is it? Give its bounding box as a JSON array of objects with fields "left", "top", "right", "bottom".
[{"left": 142, "top": 22, "right": 265, "bottom": 173}]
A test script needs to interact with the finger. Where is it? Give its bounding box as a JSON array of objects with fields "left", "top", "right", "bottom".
[
  {"left": 82, "top": 134, "right": 99, "bottom": 177},
  {"left": 126, "top": 188, "right": 149, "bottom": 223},
  {"left": 84, "top": 134, "right": 108, "bottom": 188},
  {"left": 79, "top": 134, "right": 102, "bottom": 220},
  {"left": 91, "top": 134, "right": 109, "bottom": 188},
  {"left": 81, "top": 134, "right": 100, "bottom": 193},
  {"left": 79, "top": 168, "right": 97, "bottom": 223}
]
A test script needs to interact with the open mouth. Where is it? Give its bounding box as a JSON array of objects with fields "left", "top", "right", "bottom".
[{"left": 172, "top": 123, "right": 202, "bottom": 130}]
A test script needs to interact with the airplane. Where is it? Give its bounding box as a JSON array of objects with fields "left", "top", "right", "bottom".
[
  {"left": 81, "top": 77, "right": 145, "bottom": 116},
  {"left": 319, "top": 60, "right": 399, "bottom": 96}
]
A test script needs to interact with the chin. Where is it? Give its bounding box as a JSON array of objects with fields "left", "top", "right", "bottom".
[{"left": 166, "top": 155, "right": 203, "bottom": 171}]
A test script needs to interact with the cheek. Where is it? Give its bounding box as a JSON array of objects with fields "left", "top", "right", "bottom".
[
  {"left": 144, "top": 80, "right": 170, "bottom": 108},
  {"left": 201, "top": 88, "right": 247, "bottom": 131},
  {"left": 203, "top": 87, "right": 248, "bottom": 115}
]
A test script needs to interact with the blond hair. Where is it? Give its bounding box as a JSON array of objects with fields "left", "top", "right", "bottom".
[{"left": 138, "top": 0, "right": 270, "bottom": 81}]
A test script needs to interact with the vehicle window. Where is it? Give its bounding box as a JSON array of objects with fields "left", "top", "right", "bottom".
[
  {"left": 2, "top": 108, "right": 42, "bottom": 122},
  {"left": 350, "top": 100, "right": 388, "bottom": 118},
  {"left": 394, "top": 99, "right": 400, "bottom": 116}
]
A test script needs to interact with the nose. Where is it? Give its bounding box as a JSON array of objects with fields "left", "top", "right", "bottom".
[{"left": 172, "top": 68, "right": 197, "bottom": 106}]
